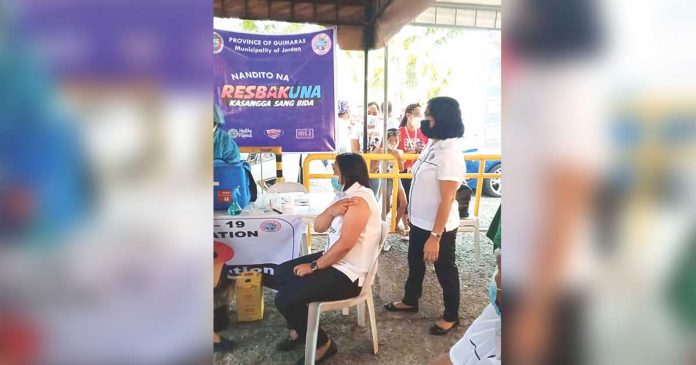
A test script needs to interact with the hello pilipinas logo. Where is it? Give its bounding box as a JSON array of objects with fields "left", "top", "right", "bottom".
[
  {"left": 311, "top": 33, "right": 332, "bottom": 55},
  {"left": 229, "top": 128, "right": 252, "bottom": 139}
]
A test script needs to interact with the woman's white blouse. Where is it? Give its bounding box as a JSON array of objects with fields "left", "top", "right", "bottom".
[
  {"left": 408, "top": 138, "right": 466, "bottom": 232},
  {"left": 326, "top": 182, "right": 382, "bottom": 286}
]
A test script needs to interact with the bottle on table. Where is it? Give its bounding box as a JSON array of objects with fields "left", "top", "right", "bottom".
[{"left": 227, "top": 187, "right": 242, "bottom": 216}]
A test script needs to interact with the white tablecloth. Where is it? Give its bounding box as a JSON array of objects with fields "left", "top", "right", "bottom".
[{"left": 214, "top": 192, "right": 335, "bottom": 277}]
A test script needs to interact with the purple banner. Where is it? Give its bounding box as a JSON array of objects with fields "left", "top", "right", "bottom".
[{"left": 213, "top": 28, "right": 336, "bottom": 152}]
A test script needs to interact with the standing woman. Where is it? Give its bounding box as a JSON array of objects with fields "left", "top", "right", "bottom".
[
  {"left": 385, "top": 97, "right": 466, "bottom": 335},
  {"left": 397, "top": 103, "right": 429, "bottom": 239}
]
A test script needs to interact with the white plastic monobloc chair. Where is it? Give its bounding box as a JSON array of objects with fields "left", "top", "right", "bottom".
[
  {"left": 458, "top": 215, "right": 480, "bottom": 265},
  {"left": 267, "top": 182, "right": 307, "bottom": 193},
  {"left": 303, "top": 221, "right": 389, "bottom": 365}
]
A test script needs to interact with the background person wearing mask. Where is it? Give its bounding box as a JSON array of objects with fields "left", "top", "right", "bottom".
[
  {"left": 398, "top": 102, "right": 429, "bottom": 240},
  {"left": 384, "top": 97, "right": 466, "bottom": 336},
  {"left": 335, "top": 100, "right": 353, "bottom": 154},
  {"left": 351, "top": 102, "right": 383, "bottom": 195},
  {"left": 213, "top": 104, "right": 240, "bottom": 163},
  {"left": 330, "top": 100, "right": 354, "bottom": 191},
  {"left": 430, "top": 251, "right": 502, "bottom": 365}
]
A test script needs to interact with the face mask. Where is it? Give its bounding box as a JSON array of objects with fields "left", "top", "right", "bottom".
[
  {"left": 387, "top": 142, "right": 398, "bottom": 150},
  {"left": 367, "top": 115, "right": 378, "bottom": 127},
  {"left": 331, "top": 176, "right": 343, "bottom": 192},
  {"left": 488, "top": 278, "right": 501, "bottom": 316},
  {"left": 420, "top": 119, "right": 434, "bottom": 138}
]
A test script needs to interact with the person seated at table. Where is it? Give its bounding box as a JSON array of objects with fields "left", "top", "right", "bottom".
[
  {"left": 429, "top": 251, "right": 502, "bottom": 365},
  {"left": 213, "top": 104, "right": 240, "bottom": 163},
  {"left": 273, "top": 153, "right": 382, "bottom": 364}
]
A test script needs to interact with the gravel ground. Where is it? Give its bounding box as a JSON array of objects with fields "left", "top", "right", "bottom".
[{"left": 215, "top": 196, "right": 500, "bottom": 365}]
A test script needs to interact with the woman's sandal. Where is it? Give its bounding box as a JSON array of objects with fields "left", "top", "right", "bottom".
[
  {"left": 429, "top": 319, "right": 461, "bottom": 336},
  {"left": 384, "top": 301, "right": 419, "bottom": 312}
]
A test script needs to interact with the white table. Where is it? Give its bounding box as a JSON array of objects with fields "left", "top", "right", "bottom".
[{"left": 214, "top": 192, "right": 335, "bottom": 258}]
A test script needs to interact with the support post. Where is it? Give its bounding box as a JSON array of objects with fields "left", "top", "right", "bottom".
[
  {"left": 381, "top": 45, "right": 389, "bottom": 220},
  {"left": 363, "top": 48, "right": 369, "bottom": 153}
]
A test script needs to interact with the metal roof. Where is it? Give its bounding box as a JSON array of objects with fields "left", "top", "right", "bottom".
[
  {"left": 413, "top": 0, "right": 501, "bottom": 30},
  {"left": 213, "top": 0, "right": 436, "bottom": 50}
]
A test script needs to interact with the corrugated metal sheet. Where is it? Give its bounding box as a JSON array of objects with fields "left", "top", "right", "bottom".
[{"left": 213, "top": 0, "right": 435, "bottom": 50}]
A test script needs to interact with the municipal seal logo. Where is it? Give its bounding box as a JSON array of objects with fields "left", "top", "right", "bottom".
[
  {"left": 311, "top": 33, "right": 332, "bottom": 55},
  {"left": 213, "top": 32, "right": 224, "bottom": 54},
  {"left": 228, "top": 129, "right": 239, "bottom": 138},
  {"left": 260, "top": 220, "right": 282, "bottom": 232}
]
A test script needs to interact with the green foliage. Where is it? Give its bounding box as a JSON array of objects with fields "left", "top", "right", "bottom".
[
  {"left": 405, "top": 55, "right": 417, "bottom": 88},
  {"left": 402, "top": 35, "right": 418, "bottom": 50},
  {"left": 241, "top": 20, "right": 258, "bottom": 32},
  {"left": 434, "top": 29, "right": 463, "bottom": 46},
  {"left": 420, "top": 62, "right": 429, "bottom": 78},
  {"left": 237, "top": 19, "right": 320, "bottom": 34},
  {"left": 370, "top": 66, "right": 384, "bottom": 90},
  {"left": 427, "top": 67, "right": 452, "bottom": 99}
]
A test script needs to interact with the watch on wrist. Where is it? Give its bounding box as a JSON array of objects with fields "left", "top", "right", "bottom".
[
  {"left": 310, "top": 261, "right": 319, "bottom": 272},
  {"left": 430, "top": 231, "right": 443, "bottom": 240}
]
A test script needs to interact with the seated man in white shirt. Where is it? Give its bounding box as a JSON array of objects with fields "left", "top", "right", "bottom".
[{"left": 430, "top": 251, "right": 502, "bottom": 365}]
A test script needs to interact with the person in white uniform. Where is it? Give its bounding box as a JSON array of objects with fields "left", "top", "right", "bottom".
[
  {"left": 335, "top": 100, "right": 353, "bottom": 154},
  {"left": 430, "top": 251, "right": 502, "bottom": 365},
  {"left": 384, "top": 97, "right": 467, "bottom": 336},
  {"left": 273, "top": 153, "right": 382, "bottom": 364}
]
